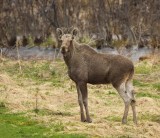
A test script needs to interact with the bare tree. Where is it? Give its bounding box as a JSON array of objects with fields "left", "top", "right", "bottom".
[{"left": 0, "top": 0, "right": 159, "bottom": 49}]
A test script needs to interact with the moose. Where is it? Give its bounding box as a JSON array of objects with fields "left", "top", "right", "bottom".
[{"left": 56, "top": 27, "right": 137, "bottom": 124}]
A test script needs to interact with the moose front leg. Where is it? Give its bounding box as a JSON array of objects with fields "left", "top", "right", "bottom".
[
  {"left": 76, "top": 83, "right": 85, "bottom": 122},
  {"left": 78, "top": 82, "right": 92, "bottom": 123}
]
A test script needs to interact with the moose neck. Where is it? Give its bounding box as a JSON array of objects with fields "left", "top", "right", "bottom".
[{"left": 63, "top": 40, "right": 77, "bottom": 67}]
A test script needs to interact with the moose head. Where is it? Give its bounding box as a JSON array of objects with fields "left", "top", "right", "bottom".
[{"left": 56, "top": 28, "right": 78, "bottom": 54}]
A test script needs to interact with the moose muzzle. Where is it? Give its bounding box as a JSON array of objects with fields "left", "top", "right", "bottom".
[{"left": 61, "top": 46, "right": 68, "bottom": 54}]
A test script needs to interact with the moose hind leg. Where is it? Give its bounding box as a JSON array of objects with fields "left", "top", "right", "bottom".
[
  {"left": 76, "top": 83, "right": 85, "bottom": 122},
  {"left": 131, "top": 100, "right": 137, "bottom": 124},
  {"left": 116, "top": 82, "right": 132, "bottom": 124},
  {"left": 126, "top": 80, "right": 137, "bottom": 124},
  {"left": 125, "top": 80, "right": 135, "bottom": 101}
]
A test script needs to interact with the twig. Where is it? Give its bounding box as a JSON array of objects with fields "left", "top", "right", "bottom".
[
  {"left": 16, "top": 45, "right": 22, "bottom": 73},
  {"left": 16, "top": 37, "right": 22, "bottom": 73},
  {"left": 35, "top": 88, "right": 39, "bottom": 114},
  {"left": 0, "top": 49, "right": 2, "bottom": 59}
]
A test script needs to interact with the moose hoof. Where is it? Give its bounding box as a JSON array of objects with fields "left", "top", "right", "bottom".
[
  {"left": 86, "top": 118, "right": 92, "bottom": 123},
  {"left": 81, "top": 120, "right": 86, "bottom": 122},
  {"left": 122, "top": 119, "right": 127, "bottom": 124},
  {"left": 81, "top": 118, "right": 86, "bottom": 122}
]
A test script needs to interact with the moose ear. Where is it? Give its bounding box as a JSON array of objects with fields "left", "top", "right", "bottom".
[
  {"left": 71, "top": 28, "right": 78, "bottom": 39},
  {"left": 56, "top": 28, "right": 63, "bottom": 39}
]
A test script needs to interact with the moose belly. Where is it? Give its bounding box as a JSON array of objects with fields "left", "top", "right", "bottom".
[{"left": 87, "top": 72, "right": 110, "bottom": 84}]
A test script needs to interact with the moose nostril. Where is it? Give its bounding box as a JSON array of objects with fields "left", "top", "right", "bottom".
[
  {"left": 61, "top": 46, "right": 65, "bottom": 50},
  {"left": 61, "top": 46, "right": 66, "bottom": 53}
]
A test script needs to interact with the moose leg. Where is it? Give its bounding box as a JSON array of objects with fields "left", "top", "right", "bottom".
[
  {"left": 115, "top": 82, "right": 131, "bottom": 124},
  {"left": 76, "top": 83, "right": 85, "bottom": 122},
  {"left": 78, "top": 82, "right": 92, "bottom": 123},
  {"left": 126, "top": 80, "right": 137, "bottom": 124},
  {"left": 131, "top": 100, "right": 137, "bottom": 124}
]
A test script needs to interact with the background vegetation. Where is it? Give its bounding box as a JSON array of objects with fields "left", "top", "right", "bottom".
[{"left": 0, "top": 0, "right": 160, "bottom": 49}]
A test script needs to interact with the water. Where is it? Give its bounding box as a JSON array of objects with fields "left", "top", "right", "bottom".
[
  {"left": 2, "top": 46, "right": 156, "bottom": 62},
  {"left": 2, "top": 46, "right": 61, "bottom": 60},
  {"left": 97, "top": 47, "right": 154, "bottom": 62}
]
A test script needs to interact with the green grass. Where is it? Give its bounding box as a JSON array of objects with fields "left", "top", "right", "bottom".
[
  {"left": 139, "top": 113, "right": 160, "bottom": 123},
  {"left": 136, "top": 92, "right": 160, "bottom": 99},
  {"left": 152, "top": 83, "right": 160, "bottom": 91},
  {"left": 0, "top": 107, "right": 49, "bottom": 138},
  {"left": 0, "top": 107, "right": 87, "bottom": 138},
  {"left": 104, "top": 116, "right": 122, "bottom": 122},
  {"left": 0, "top": 60, "right": 67, "bottom": 86},
  {"left": 135, "top": 60, "right": 160, "bottom": 75},
  {"left": 51, "top": 121, "right": 65, "bottom": 132},
  {"left": 107, "top": 90, "right": 116, "bottom": 95},
  {"left": 133, "top": 80, "right": 149, "bottom": 87},
  {"left": 135, "top": 62, "right": 152, "bottom": 74}
]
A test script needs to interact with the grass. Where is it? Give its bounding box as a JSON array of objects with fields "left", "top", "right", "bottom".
[
  {"left": 0, "top": 107, "right": 87, "bottom": 138},
  {"left": 139, "top": 113, "right": 160, "bottom": 123},
  {"left": 152, "top": 83, "right": 160, "bottom": 91},
  {"left": 136, "top": 92, "right": 160, "bottom": 99},
  {"left": 51, "top": 121, "right": 65, "bottom": 132},
  {"left": 104, "top": 115, "right": 122, "bottom": 122},
  {"left": 0, "top": 60, "right": 67, "bottom": 86},
  {"left": 0, "top": 107, "right": 50, "bottom": 138},
  {"left": 133, "top": 79, "right": 149, "bottom": 87},
  {"left": 135, "top": 62, "right": 152, "bottom": 74},
  {"left": 33, "top": 109, "right": 72, "bottom": 117},
  {"left": 0, "top": 55, "right": 160, "bottom": 138}
]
